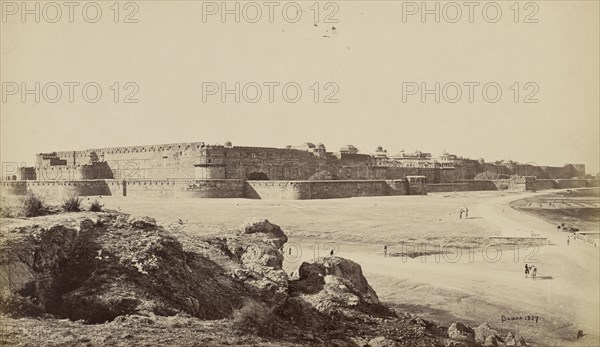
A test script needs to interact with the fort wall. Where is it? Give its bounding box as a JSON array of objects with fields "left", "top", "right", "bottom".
[
  {"left": 0, "top": 179, "right": 246, "bottom": 200},
  {"left": 554, "top": 179, "right": 590, "bottom": 189},
  {"left": 428, "top": 178, "right": 600, "bottom": 193},
  {"left": 587, "top": 179, "right": 600, "bottom": 187},
  {"left": 0, "top": 180, "right": 113, "bottom": 200},
  {"left": 245, "top": 179, "right": 412, "bottom": 200},
  {"left": 428, "top": 180, "right": 510, "bottom": 192},
  {"left": 3, "top": 177, "right": 598, "bottom": 200},
  {"left": 530, "top": 179, "right": 556, "bottom": 191},
  {"left": 1, "top": 179, "right": 417, "bottom": 200},
  {"left": 123, "top": 179, "right": 245, "bottom": 199}
]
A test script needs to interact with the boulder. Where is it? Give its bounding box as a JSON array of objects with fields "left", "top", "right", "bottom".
[
  {"left": 298, "top": 256, "right": 381, "bottom": 304},
  {"left": 448, "top": 322, "right": 474, "bottom": 342},
  {"left": 289, "top": 256, "right": 394, "bottom": 318},
  {"left": 223, "top": 218, "right": 289, "bottom": 307},
  {"left": 238, "top": 218, "right": 288, "bottom": 249},
  {"left": 483, "top": 335, "right": 499, "bottom": 346},
  {"left": 474, "top": 322, "right": 500, "bottom": 344}
]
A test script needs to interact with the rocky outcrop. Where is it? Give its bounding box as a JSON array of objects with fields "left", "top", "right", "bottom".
[
  {"left": 289, "top": 256, "right": 395, "bottom": 319},
  {"left": 446, "top": 321, "right": 529, "bottom": 347},
  {"left": 0, "top": 214, "right": 288, "bottom": 323},
  {"left": 222, "top": 218, "right": 289, "bottom": 307}
]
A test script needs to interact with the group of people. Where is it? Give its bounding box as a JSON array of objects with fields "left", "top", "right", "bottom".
[{"left": 524, "top": 264, "right": 537, "bottom": 279}]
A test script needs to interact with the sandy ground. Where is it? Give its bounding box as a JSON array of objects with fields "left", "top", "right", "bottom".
[{"left": 73, "top": 189, "right": 599, "bottom": 346}]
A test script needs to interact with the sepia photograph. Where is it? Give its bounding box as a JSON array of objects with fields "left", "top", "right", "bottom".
[{"left": 1, "top": 1, "right": 599, "bottom": 346}]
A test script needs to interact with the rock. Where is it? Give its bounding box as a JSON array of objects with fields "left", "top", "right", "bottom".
[
  {"left": 505, "top": 331, "right": 516, "bottom": 346},
  {"left": 222, "top": 218, "right": 290, "bottom": 307},
  {"left": 288, "top": 256, "right": 395, "bottom": 320},
  {"left": 484, "top": 335, "right": 499, "bottom": 346},
  {"left": 238, "top": 218, "right": 287, "bottom": 249},
  {"left": 368, "top": 336, "right": 397, "bottom": 347},
  {"left": 350, "top": 336, "right": 369, "bottom": 346},
  {"left": 239, "top": 217, "right": 274, "bottom": 234},
  {"left": 448, "top": 322, "right": 474, "bottom": 342},
  {"left": 505, "top": 331, "right": 527, "bottom": 346},
  {"left": 129, "top": 216, "right": 156, "bottom": 230},
  {"left": 299, "top": 256, "right": 381, "bottom": 304},
  {"left": 474, "top": 322, "right": 500, "bottom": 344}
]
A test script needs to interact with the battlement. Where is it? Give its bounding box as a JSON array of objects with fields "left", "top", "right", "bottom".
[{"left": 39, "top": 141, "right": 208, "bottom": 158}]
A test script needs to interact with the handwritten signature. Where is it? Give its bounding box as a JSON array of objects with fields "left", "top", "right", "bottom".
[{"left": 501, "top": 315, "right": 540, "bottom": 324}]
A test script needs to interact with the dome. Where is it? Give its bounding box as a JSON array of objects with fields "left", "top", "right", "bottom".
[{"left": 224, "top": 141, "right": 232, "bottom": 148}]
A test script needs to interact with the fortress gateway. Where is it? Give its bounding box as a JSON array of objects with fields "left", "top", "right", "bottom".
[{"left": 2, "top": 141, "right": 593, "bottom": 199}]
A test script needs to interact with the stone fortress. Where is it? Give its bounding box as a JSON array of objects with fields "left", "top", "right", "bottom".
[{"left": 1, "top": 141, "right": 596, "bottom": 200}]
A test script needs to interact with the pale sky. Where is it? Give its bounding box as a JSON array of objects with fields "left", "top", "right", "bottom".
[{"left": 1, "top": 1, "right": 599, "bottom": 173}]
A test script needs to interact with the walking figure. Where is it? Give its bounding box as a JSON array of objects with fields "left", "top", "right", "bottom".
[
  {"left": 531, "top": 266, "right": 537, "bottom": 279},
  {"left": 567, "top": 237, "right": 570, "bottom": 246},
  {"left": 384, "top": 245, "right": 388, "bottom": 257},
  {"left": 525, "top": 264, "right": 530, "bottom": 278},
  {"left": 464, "top": 206, "right": 469, "bottom": 218}
]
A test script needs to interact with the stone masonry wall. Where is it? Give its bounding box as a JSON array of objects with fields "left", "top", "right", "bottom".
[{"left": 245, "top": 180, "right": 410, "bottom": 200}]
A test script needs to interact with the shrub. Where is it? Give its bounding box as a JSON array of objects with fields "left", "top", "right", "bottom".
[
  {"left": 232, "top": 300, "right": 276, "bottom": 337},
  {"left": 62, "top": 195, "right": 82, "bottom": 212},
  {"left": 89, "top": 200, "right": 103, "bottom": 212},
  {"left": 20, "top": 191, "right": 45, "bottom": 217}
]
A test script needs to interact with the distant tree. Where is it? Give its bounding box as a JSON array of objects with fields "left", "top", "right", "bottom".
[{"left": 309, "top": 170, "right": 338, "bottom": 180}]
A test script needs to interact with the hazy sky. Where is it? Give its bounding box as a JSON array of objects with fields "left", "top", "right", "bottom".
[{"left": 2, "top": 1, "right": 599, "bottom": 172}]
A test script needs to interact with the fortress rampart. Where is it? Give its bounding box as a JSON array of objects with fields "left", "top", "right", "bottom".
[
  {"left": 5, "top": 141, "right": 585, "bottom": 183},
  {"left": 0, "top": 178, "right": 425, "bottom": 200},
  {"left": 2, "top": 178, "right": 598, "bottom": 201},
  {"left": 1, "top": 141, "right": 593, "bottom": 200}
]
